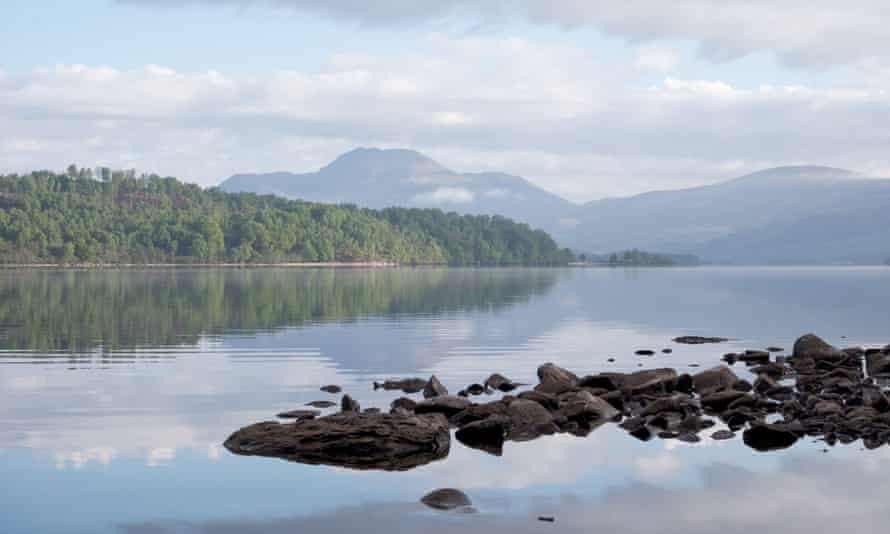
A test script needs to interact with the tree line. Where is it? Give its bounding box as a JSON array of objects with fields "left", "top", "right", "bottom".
[{"left": 0, "top": 167, "right": 574, "bottom": 266}]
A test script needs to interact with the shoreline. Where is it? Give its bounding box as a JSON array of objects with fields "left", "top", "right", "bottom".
[{"left": 0, "top": 261, "right": 403, "bottom": 269}]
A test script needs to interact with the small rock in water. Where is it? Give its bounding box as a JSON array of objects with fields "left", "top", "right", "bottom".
[
  {"left": 711, "top": 429, "right": 735, "bottom": 440},
  {"left": 320, "top": 385, "right": 342, "bottom": 394},
  {"left": 341, "top": 394, "right": 361, "bottom": 413},
  {"left": 420, "top": 488, "right": 474, "bottom": 512},
  {"left": 373, "top": 378, "right": 427, "bottom": 394},
  {"left": 466, "top": 383, "right": 486, "bottom": 395},
  {"left": 636, "top": 349, "right": 655, "bottom": 356},
  {"left": 277, "top": 409, "right": 320, "bottom": 420},
  {"left": 538, "top": 516, "right": 555, "bottom": 523},
  {"left": 662, "top": 348, "right": 673, "bottom": 354},
  {"left": 766, "top": 346, "right": 784, "bottom": 353},
  {"left": 674, "top": 336, "right": 729, "bottom": 345},
  {"left": 607, "top": 358, "right": 615, "bottom": 363},
  {"left": 423, "top": 375, "right": 449, "bottom": 398},
  {"left": 305, "top": 400, "right": 337, "bottom": 408}
]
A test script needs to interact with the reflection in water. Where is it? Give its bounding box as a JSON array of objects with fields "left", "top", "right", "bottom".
[
  {"left": 0, "top": 268, "right": 560, "bottom": 351},
  {"left": 2, "top": 267, "right": 890, "bottom": 534}
]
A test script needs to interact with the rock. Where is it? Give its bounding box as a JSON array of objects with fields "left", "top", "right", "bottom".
[
  {"left": 538, "top": 516, "right": 556, "bottom": 522},
  {"left": 420, "top": 488, "right": 473, "bottom": 512},
  {"left": 466, "top": 383, "right": 486, "bottom": 395},
  {"left": 535, "top": 363, "right": 578, "bottom": 394},
  {"left": 455, "top": 416, "right": 508, "bottom": 456},
  {"left": 738, "top": 350, "right": 770, "bottom": 364},
  {"left": 578, "top": 374, "right": 618, "bottom": 391},
  {"left": 516, "top": 390, "right": 559, "bottom": 411},
  {"left": 305, "top": 401, "right": 337, "bottom": 408},
  {"left": 635, "top": 349, "right": 655, "bottom": 356},
  {"left": 604, "top": 368, "right": 678, "bottom": 394},
  {"left": 700, "top": 390, "right": 748, "bottom": 412},
  {"left": 793, "top": 334, "right": 842, "bottom": 361},
  {"left": 766, "top": 346, "right": 785, "bottom": 353},
  {"left": 414, "top": 395, "right": 472, "bottom": 418},
  {"left": 277, "top": 409, "right": 320, "bottom": 420},
  {"left": 341, "top": 394, "right": 361, "bottom": 413},
  {"left": 224, "top": 412, "right": 450, "bottom": 471},
  {"left": 743, "top": 422, "right": 800, "bottom": 451},
  {"left": 320, "top": 385, "right": 342, "bottom": 394},
  {"left": 390, "top": 397, "right": 417, "bottom": 413},
  {"left": 363, "top": 408, "right": 381, "bottom": 414},
  {"left": 866, "top": 351, "right": 890, "bottom": 376},
  {"left": 485, "top": 373, "right": 519, "bottom": 392},
  {"left": 692, "top": 366, "right": 739, "bottom": 394},
  {"left": 662, "top": 348, "right": 673, "bottom": 354},
  {"left": 374, "top": 378, "right": 427, "bottom": 394},
  {"left": 674, "top": 336, "right": 728, "bottom": 344},
  {"left": 558, "top": 390, "right": 619, "bottom": 422},
  {"left": 423, "top": 375, "right": 449, "bottom": 398},
  {"left": 711, "top": 429, "right": 735, "bottom": 440},
  {"left": 505, "top": 399, "right": 557, "bottom": 441}
]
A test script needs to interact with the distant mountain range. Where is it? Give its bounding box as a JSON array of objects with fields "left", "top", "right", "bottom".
[{"left": 219, "top": 149, "right": 890, "bottom": 264}]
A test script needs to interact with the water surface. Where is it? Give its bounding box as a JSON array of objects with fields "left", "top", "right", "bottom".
[{"left": 1, "top": 267, "right": 889, "bottom": 533}]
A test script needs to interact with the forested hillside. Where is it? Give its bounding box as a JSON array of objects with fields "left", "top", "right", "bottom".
[{"left": 0, "top": 168, "right": 573, "bottom": 266}]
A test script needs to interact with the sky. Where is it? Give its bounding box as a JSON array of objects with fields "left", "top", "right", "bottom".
[{"left": 1, "top": 1, "right": 889, "bottom": 202}]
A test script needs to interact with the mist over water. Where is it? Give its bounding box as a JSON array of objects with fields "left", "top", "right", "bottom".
[{"left": 1, "top": 267, "right": 889, "bottom": 533}]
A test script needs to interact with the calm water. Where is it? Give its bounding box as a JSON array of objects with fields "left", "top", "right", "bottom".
[{"left": 2, "top": 267, "right": 890, "bottom": 533}]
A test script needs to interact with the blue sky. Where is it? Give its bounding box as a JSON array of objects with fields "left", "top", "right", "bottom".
[{"left": 2, "top": 1, "right": 889, "bottom": 200}]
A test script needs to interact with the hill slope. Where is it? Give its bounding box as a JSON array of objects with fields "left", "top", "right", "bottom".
[{"left": 0, "top": 170, "right": 573, "bottom": 266}]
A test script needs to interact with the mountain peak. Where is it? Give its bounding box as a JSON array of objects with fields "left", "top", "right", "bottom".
[{"left": 321, "top": 147, "right": 450, "bottom": 178}]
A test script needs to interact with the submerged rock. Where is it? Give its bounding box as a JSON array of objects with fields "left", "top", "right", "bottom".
[
  {"left": 420, "top": 488, "right": 474, "bottom": 512},
  {"left": 485, "top": 373, "right": 519, "bottom": 392},
  {"left": 743, "top": 422, "right": 800, "bottom": 451},
  {"left": 455, "top": 416, "right": 508, "bottom": 456},
  {"left": 224, "top": 412, "right": 450, "bottom": 471},
  {"left": 320, "top": 385, "right": 342, "bottom": 394},
  {"left": 674, "top": 336, "right": 729, "bottom": 344},
  {"left": 414, "top": 395, "right": 472, "bottom": 417},
  {"left": 374, "top": 378, "right": 427, "bottom": 394},
  {"left": 305, "top": 400, "right": 337, "bottom": 408},
  {"left": 276, "top": 409, "right": 320, "bottom": 420}
]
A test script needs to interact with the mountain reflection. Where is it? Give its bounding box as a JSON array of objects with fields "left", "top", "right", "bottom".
[{"left": 0, "top": 268, "right": 559, "bottom": 351}]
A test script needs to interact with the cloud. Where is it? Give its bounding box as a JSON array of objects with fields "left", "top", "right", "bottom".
[
  {"left": 2, "top": 33, "right": 890, "bottom": 201},
  {"left": 634, "top": 45, "right": 681, "bottom": 74},
  {"left": 118, "top": 1, "right": 890, "bottom": 68},
  {"left": 413, "top": 187, "right": 476, "bottom": 205}
]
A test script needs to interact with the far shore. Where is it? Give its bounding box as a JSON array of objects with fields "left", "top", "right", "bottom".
[{"left": 0, "top": 261, "right": 403, "bottom": 269}]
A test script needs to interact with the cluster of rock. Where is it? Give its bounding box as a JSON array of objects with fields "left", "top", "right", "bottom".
[{"left": 224, "top": 334, "right": 890, "bottom": 470}]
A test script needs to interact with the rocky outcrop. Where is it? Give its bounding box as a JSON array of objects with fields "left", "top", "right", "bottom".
[
  {"left": 793, "top": 333, "right": 842, "bottom": 361},
  {"left": 224, "top": 412, "right": 450, "bottom": 471}
]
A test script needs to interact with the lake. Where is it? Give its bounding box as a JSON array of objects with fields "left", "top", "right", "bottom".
[{"left": 1, "top": 266, "right": 889, "bottom": 533}]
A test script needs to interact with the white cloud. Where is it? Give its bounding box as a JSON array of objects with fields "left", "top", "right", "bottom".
[
  {"left": 2, "top": 33, "right": 890, "bottom": 201},
  {"left": 413, "top": 187, "right": 476, "bottom": 205},
  {"left": 120, "top": 1, "right": 890, "bottom": 68},
  {"left": 634, "top": 45, "right": 681, "bottom": 74}
]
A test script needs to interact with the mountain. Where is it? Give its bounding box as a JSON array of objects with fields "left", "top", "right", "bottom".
[
  {"left": 572, "top": 166, "right": 890, "bottom": 264},
  {"left": 221, "top": 151, "right": 890, "bottom": 264},
  {"left": 219, "top": 148, "right": 576, "bottom": 237}
]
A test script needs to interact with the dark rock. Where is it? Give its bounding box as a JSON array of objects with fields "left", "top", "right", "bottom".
[
  {"left": 605, "top": 368, "right": 678, "bottom": 394},
  {"left": 711, "top": 429, "right": 735, "bottom": 440},
  {"left": 363, "top": 408, "right": 381, "bottom": 414},
  {"left": 466, "top": 383, "right": 486, "bottom": 396},
  {"left": 516, "top": 390, "right": 559, "bottom": 411},
  {"left": 320, "top": 385, "right": 342, "bottom": 394},
  {"left": 662, "top": 348, "right": 673, "bottom": 354},
  {"left": 277, "top": 409, "right": 321, "bottom": 420},
  {"left": 455, "top": 416, "right": 508, "bottom": 456},
  {"left": 538, "top": 516, "right": 556, "bottom": 523},
  {"left": 420, "top": 488, "right": 473, "bottom": 511},
  {"left": 674, "top": 336, "right": 728, "bottom": 344},
  {"left": 743, "top": 422, "right": 800, "bottom": 451},
  {"left": 693, "top": 366, "right": 739, "bottom": 394},
  {"left": 557, "top": 390, "right": 619, "bottom": 422},
  {"left": 305, "top": 401, "right": 337, "bottom": 408},
  {"left": 793, "top": 334, "right": 842, "bottom": 362},
  {"left": 766, "top": 346, "right": 785, "bottom": 353},
  {"left": 674, "top": 373, "right": 694, "bottom": 394},
  {"left": 738, "top": 350, "right": 771, "bottom": 364},
  {"left": 374, "top": 378, "right": 427, "bottom": 394},
  {"left": 423, "top": 375, "right": 449, "bottom": 398},
  {"left": 341, "top": 394, "right": 361, "bottom": 413},
  {"left": 535, "top": 363, "right": 578, "bottom": 394},
  {"left": 484, "top": 373, "right": 519, "bottom": 392},
  {"left": 414, "top": 395, "right": 472, "bottom": 418},
  {"left": 701, "top": 390, "right": 748, "bottom": 412},
  {"left": 866, "top": 351, "right": 890, "bottom": 376},
  {"left": 224, "top": 412, "right": 450, "bottom": 471},
  {"left": 578, "top": 374, "right": 619, "bottom": 391},
  {"left": 677, "top": 433, "right": 701, "bottom": 443},
  {"left": 390, "top": 397, "right": 417, "bottom": 413},
  {"left": 505, "top": 399, "right": 557, "bottom": 441},
  {"left": 733, "top": 379, "right": 754, "bottom": 392},
  {"left": 635, "top": 349, "right": 655, "bottom": 356}
]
